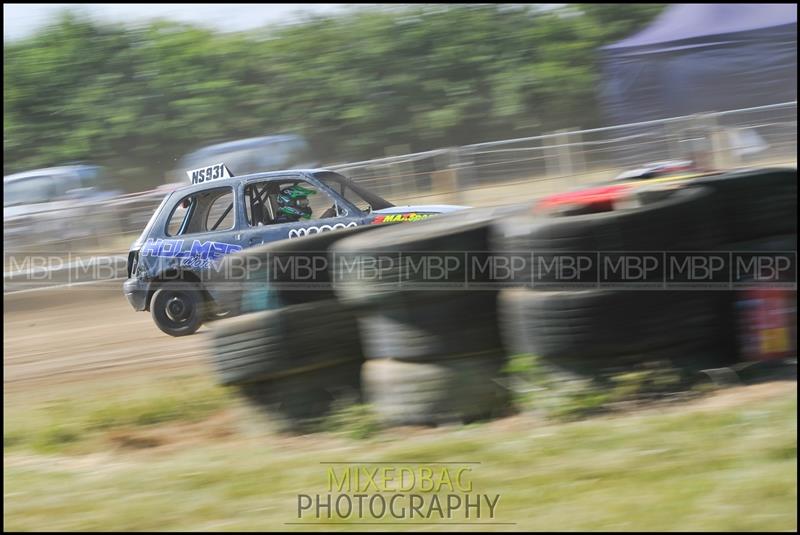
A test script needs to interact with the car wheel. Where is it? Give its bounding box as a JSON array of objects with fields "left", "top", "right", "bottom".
[{"left": 151, "top": 284, "right": 203, "bottom": 336}]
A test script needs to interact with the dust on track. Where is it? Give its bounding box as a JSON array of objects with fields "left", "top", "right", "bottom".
[{"left": 4, "top": 286, "right": 211, "bottom": 394}]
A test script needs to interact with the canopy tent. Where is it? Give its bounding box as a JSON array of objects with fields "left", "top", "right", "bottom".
[{"left": 599, "top": 4, "right": 797, "bottom": 125}]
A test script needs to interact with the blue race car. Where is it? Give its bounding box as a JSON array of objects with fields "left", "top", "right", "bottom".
[{"left": 123, "top": 166, "right": 467, "bottom": 336}]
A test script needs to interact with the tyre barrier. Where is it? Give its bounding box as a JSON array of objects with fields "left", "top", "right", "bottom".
[
  {"left": 718, "top": 234, "right": 798, "bottom": 253},
  {"left": 498, "top": 288, "right": 735, "bottom": 378},
  {"left": 332, "top": 206, "right": 517, "bottom": 304},
  {"left": 209, "top": 299, "right": 363, "bottom": 386},
  {"left": 720, "top": 234, "right": 798, "bottom": 364},
  {"left": 210, "top": 224, "right": 384, "bottom": 317},
  {"left": 206, "top": 167, "right": 797, "bottom": 431},
  {"left": 690, "top": 168, "right": 797, "bottom": 244},
  {"left": 492, "top": 186, "right": 724, "bottom": 268},
  {"left": 238, "top": 359, "right": 363, "bottom": 433},
  {"left": 334, "top": 208, "right": 514, "bottom": 426},
  {"left": 357, "top": 291, "right": 503, "bottom": 362},
  {"left": 361, "top": 356, "right": 511, "bottom": 426},
  {"left": 208, "top": 299, "right": 364, "bottom": 431},
  {"left": 491, "top": 171, "right": 797, "bottom": 379}
]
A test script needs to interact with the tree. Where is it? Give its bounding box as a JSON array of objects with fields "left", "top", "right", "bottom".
[{"left": 4, "top": 5, "right": 666, "bottom": 189}]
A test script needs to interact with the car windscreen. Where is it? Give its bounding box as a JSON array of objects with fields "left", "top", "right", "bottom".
[{"left": 312, "top": 171, "right": 394, "bottom": 212}]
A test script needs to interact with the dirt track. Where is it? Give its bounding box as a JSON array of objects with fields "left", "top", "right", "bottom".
[
  {"left": 4, "top": 286, "right": 211, "bottom": 393},
  {"left": 6, "top": 165, "right": 797, "bottom": 395}
]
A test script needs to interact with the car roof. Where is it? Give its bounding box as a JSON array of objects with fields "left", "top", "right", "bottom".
[
  {"left": 4, "top": 165, "right": 97, "bottom": 183},
  {"left": 168, "top": 168, "right": 340, "bottom": 196},
  {"left": 184, "top": 135, "right": 305, "bottom": 158}
]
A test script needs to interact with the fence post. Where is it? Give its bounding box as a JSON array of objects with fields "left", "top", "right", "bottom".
[
  {"left": 544, "top": 132, "right": 559, "bottom": 179},
  {"left": 571, "top": 129, "right": 586, "bottom": 177},
  {"left": 702, "top": 112, "right": 732, "bottom": 170},
  {"left": 448, "top": 147, "right": 470, "bottom": 206},
  {"left": 556, "top": 129, "right": 574, "bottom": 185},
  {"left": 666, "top": 119, "right": 683, "bottom": 161}
]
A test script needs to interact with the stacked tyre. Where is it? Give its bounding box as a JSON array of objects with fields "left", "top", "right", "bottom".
[
  {"left": 494, "top": 185, "right": 734, "bottom": 380},
  {"left": 689, "top": 167, "right": 796, "bottom": 245},
  {"left": 210, "top": 225, "right": 384, "bottom": 317},
  {"left": 333, "top": 208, "right": 514, "bottom": 426},
  {"left": 207, "top": 225, "right": 382, "bottom": 432},
  {"left": 686, "top": 168, "right": 797, "bottom": 255},
  {"left": 690, "top": 168, "right": 797, "bottom": 363}
]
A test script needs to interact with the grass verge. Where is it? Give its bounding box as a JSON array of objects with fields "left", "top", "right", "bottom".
[
  {"left": 3, "top": 373, "right": 797, "bottom": 531},
  {"left": 4, "top": 375, "right": 232, "bottom": 454}
]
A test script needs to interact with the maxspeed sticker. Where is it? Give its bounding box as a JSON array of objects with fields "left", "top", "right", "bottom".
[{"left": 371, "top": 213, "right": 434, "bottom": 224}]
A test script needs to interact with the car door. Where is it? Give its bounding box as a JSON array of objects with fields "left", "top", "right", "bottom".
[{"left": 240, "top": 176, "right": 365, "bottom": 244}]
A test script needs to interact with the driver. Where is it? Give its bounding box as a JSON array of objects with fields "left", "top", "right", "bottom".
[{"left": 275, "top": 184, "right": 316, "bottom": 223}]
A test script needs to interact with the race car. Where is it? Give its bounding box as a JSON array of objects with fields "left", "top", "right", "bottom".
[
  {"left": 534, "top": 159, "right": 720, "bottom": 216},
  {"left": 123, "top": 166, "right": 468, "bottom": 336},
  {"left": 612, "top": 159, "right": 697, "bottom": 181}
]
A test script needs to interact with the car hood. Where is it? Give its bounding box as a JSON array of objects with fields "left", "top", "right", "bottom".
[{"left": 371, "top": 204, "right": 470, "bottom": 215}]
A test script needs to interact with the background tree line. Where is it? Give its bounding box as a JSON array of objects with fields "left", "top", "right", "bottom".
[{"left": 4, "top": 4, "right": 665, "bottom": 190}]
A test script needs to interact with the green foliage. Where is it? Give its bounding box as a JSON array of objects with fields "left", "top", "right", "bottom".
[
  {"left": 4, "top": 376, "right": 232, "bottom": 454},
  {"left": 4, "top": 5, "right": 665, "bottom": 189},
  {"left": 322, "top": 402, "right": 382, "bottom": 440},
  {"left": 503, "top": 353, "right": 695, "bottom": 421}
]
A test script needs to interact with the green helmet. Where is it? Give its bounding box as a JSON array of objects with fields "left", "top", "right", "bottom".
[{"left": 277, "top": 184, "right": 316, "bottom": 221}]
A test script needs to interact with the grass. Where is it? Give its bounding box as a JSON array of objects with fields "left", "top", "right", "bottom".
[
  {"left": 322, "top": 403, "right": 382, "bottom": 440},
  {"left": 501, "top": 354, "right": 696, "bottom": 421},
  {"left": 3, "top": 371, "right": 797, "bottom": 531},
  {"left": 3, "top": 375, "right": 232, "bottom": 454}
]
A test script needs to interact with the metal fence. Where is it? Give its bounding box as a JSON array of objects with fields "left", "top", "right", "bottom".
[
  {"left": 329, "top": 101, "right": 797, "bottom": 205},
  {"left": 4, "top": 101, "right": 797, "bottom": 253}
]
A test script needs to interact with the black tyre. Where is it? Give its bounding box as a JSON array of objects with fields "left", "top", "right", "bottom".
[
  {"left": 718, "top": 234, "right": 798, "bottom": 252},
  {"left": 691, "top": 168, "right": 797, "bottom": 243},
  {"left": 209, "top": 224, "right": 384, "bottom": 317},
  {"left": 492, "top": 186, "right": 722, "bottom": 265},
  {"left": 333, "top": 207, "right": 512, "bottom": 304},
  {"left": 357, "top": 291, "right": 505, "bottom": 362},
  {"left": 362, "top": 356, "right": 511, "bottom": 427},
  {"left": 266, "top": 223, "right": 386, "bottom": 306},
  {"left": 498, "top": 288, "right": 733, "bottom": 374},
  {"left": 150, "top": 284, "right": 204, "bottom": 337},
  {"left": 208, "top": 299, "right": 364, "bottom": 386},
  {"left": 237, "top": 359, "right": 363, "bottom": 433}
]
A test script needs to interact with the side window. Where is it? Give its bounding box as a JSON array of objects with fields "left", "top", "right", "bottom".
[
  {"left": 166, "top": 195, "right": 195, "bottom": 236},
  {"left": 166, "top": 186, "right": 235, "bottom": 236},
  {"left": 244, "top": 179, "right": 344, "bottom": 228},
  {"left": 301, "top": 182, "right": 342, "bottom": 219},
  {"left": 206, "top": 189, "right": 235, "bottom": 231},
  {"left": 244, "top": 181, "right": 276, "bottom": 227}
]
